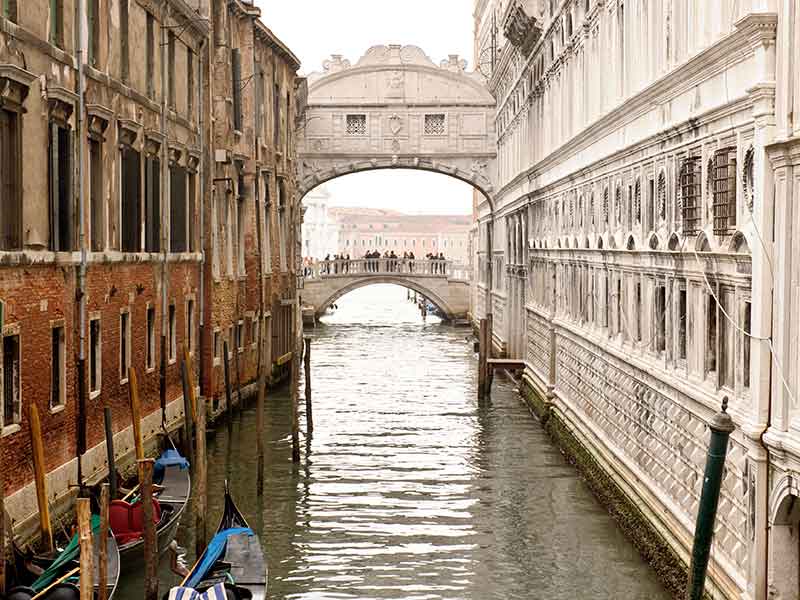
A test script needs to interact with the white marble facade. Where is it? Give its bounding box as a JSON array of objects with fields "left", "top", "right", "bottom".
[{"left": 471, "top": 0, "right": 800, "bottom": 598}]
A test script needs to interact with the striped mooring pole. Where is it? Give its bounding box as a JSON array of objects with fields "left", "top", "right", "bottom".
[{"left": 686, "top": 396, "right": 736, "bottom": 600}]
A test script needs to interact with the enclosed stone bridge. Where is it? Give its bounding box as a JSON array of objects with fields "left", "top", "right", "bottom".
[
  {"left": 301, "top": 259, "right": 470, "bottom": 320},
  {"left": 296, "top": 44, "right": 497, "bottom": 203}
]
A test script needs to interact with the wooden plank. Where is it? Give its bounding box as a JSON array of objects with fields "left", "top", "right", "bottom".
[
  {"left": 276, "top": 351, "right": 293, "bottom": 366},
  {"left": 28, "top": 403, "right": 53, "bottom": 553},
  {"left": 77, "top": 498, "right": 93, "bottom": 600},
  {"left": 487, "top": 358, "right": 526, "bottom": 370}
]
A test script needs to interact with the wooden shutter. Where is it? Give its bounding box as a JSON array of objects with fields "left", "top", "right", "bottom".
[
  {"left": 145, "top": 157, "right": 160, "bottom": 252},
  {"left": 121, "top": 148, "right": 141, "bottom": 252},
  {"left": 170, "top": 166, "right": 187, "bottom": 252}
]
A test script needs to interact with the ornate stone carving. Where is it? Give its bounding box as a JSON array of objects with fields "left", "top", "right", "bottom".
[
  {"left": 86, "top": 104, "right": 112, "bottom": 138},
  {"left": 322, "top": 54, "right": 351, "bottom": 74},
  {"left": 46, "top": 84, "right": 77, "bottom": 124},
  {"left": 0, "top": 64, "right": 35, "bottom": 109},
  {"left": 144, "top": 130, "right": 164, "bottom": 156},
  {"left": 118, "top": 119, "right": 141, "bottom": 148},
  {"left": 440, "top": 55, "right": 468, "bottom": 72},
  {"left": 389, "top": 114, "right": 402, "bottom": 136},
  {"left": 502, "top": 0, "right": 542, "bottom": 55}
]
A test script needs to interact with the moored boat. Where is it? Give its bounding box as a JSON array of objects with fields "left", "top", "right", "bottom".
[
  {"left": 110, "top": 446, "right": 191, "bottom": 565},
  {"left": 166, "top": 485, "right": 266, "bottom": 600},
  {"left": 5, "top": 522, "right": 120, "bottom": 600}
]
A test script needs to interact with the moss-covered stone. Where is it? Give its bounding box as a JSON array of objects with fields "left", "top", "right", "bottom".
[{"left": 518, "top": 379, "right": 707, "bottom": 600}]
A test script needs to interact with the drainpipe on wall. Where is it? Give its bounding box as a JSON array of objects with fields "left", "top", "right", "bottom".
[
  {"left": 197, "top": 37, "right": 206, "bottom": 407},
  {"left": 75, "top": 0, "right": 88, "bottom": 487},
  {"left": 159, "top": 0, "right": 169, "bottom": 428}
]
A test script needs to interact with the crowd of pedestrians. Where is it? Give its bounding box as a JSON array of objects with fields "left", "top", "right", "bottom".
[{"left": 303, "top": 251, "right": 450, "bottom": 276}]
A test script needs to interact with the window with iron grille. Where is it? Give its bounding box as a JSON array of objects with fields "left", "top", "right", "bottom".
[
  {"left": 657, "top": 171, "right": 666, "bottom": 220},
  {"left": 602, "top": 188, "right": 609, "bottom": 225},
  {"left": 346, "top": 114, "right": 367, "bottom": 136},
  {"left": 712, "top": 147, "right": 737, "bottom": 235},
  {"left": 680, "top": 157, "right": 702, "bottom": 234},
  {"left": 634, "top": 179, "right": 641, "bottom": 223},
  {"left": 424, "top": 114, "right": 446, "bottom": 135}
]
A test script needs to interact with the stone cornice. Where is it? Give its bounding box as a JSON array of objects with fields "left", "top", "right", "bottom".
[{"left": 495, "top": 14, "right": 778, "bottom": 201}]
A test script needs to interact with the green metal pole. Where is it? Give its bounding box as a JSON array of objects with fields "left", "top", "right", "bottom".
[{"left": 686, "top": 397, "right": 735, "bottom": 600}]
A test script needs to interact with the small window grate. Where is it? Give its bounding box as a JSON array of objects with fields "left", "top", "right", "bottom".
[
  {"left": 712, "top": 148, "right": 737, "bottom": 235},
  {"left": 424, "top": 113, "right": 446, "bottom": 135},
  {"left": 346, "top": 114, "right": 367, "bottom": 136},
  {"left": 657, "top": 172, "right": 666, "bottom": 220},
  {"left": 680, "top": 157, "right": 702, "bottom": 234}
]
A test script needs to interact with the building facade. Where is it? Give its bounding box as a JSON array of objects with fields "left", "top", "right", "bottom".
[
  {"left": 332, "top": 208, "right": 472, "bottom": 264},
  {"left": 471, "top": 0, "right": 799, "bottom": 598},
  {"left": 301, "top": 185, "right": 340, "bottom": 260},
  {"left": 0, "top": 0, "right": 301, "bottom": 538}
]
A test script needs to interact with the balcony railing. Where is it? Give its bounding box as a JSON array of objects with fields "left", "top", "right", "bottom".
[{"left": 303, "top": 258, "right": 470, "bottom": 281}]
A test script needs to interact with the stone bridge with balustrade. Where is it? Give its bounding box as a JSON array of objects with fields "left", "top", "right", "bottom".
[{"left": 300, "top": 259, "right": 471, "bottom": 321}]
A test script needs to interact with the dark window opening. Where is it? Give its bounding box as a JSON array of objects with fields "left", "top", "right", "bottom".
[
  {"left": 187, "top": 49, "right": 194, "bottom": 114},
  {"left": 121, "top": 146, "right": 141, "bottom": 252},
  {"left": 0, "top": 108, "right": 22, "bottom": 250},
  {"left": 49, "top": 123, "right": 73, "bottom": 251},
  {"left": 146, "top": 12, "right": 155, "bottom": 99},
  {"left": 168, "top": 31, "right": 176, "bottom": 107},
  {"left": 51, "top": 326, "right": 64, "bottom": 408},
  {"left": 678, "top": 289, "right": 687, "bottom": 360},
  {"left": 90, "top": 319, "right": 100, "bottom": 393},
  {"left": 187, "top": 171, "right": 196, "bottom": 252},
  {"left": 120, "top": 312, "right": 129, "bottom": 379},
  {"left": 712, "top": 147, "right": 737, "bottom": 235},
  {"left": 706, "top": 294, "right": 718, "bottom": 375},
  {"left": 169, "top": 304, "right": 176, "bottom": 361},
  {"left": 170, "top": 165, "right": 187, "bottom": 252},
  {"left": 232, "top": 48, "right": 243, "bottom": 131},
  {"left": 146, "top": 307, "right": 155, "bottom": 370},
  {"left": 273, "top": 80, "right": 280, "bottom": 146},
  {"left": 635, "top": 281, "right": 642, "bottom": 342},
  {"left": 680, "top": 156, "right": 702, "bottom": 234},
  {"left": 120, "top": 0, "right": 129, "bottom": 82},
  {"left": 88, "top": 0, "right": 99, "bottom": 66},
  {"left": 89, "top": 138, "right": 104, "bottom": 251},
  {"left": 3, "top": 333, "right": 20, "bottom": 426},
  {"left": 646, "top": 178, "right": 655, "bottom": 232},
  {"left": 743, "top": 301, "right": 752, "bottom": 388},
  {"left": 145, "top": 156, "right": 160, "bottom": 252},
  {"left": 655, "top": 285, "right": 666, "bottom": 353},
  {"left": 50, "top": 0, "right": 63, "bottom": 47}
]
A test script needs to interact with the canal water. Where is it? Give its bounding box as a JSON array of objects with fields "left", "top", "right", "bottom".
[{"left": 118, "top": 284, "right": 668, "bottom": 599}]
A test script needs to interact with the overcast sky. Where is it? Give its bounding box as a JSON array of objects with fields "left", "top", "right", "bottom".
[{"left": 255, "top": 0, "right": 476, "bottom": 216}]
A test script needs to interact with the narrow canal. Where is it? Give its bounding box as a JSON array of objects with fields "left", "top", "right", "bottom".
[{"left": 118, "top": 284, "right": 668, "bottom": 599}]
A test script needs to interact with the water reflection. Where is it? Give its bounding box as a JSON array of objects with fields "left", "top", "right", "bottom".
[{"left": 117, "top": 284, "right": 667, "bottom": 599}]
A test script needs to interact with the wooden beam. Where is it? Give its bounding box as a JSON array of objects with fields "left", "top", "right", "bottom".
[{"left": 276, "top": 351, "right": 293, "bottom": 366}]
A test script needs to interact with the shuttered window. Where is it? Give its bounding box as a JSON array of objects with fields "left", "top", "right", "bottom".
[
  {"left": 3, "top": 333, "right": 20, "bottom": 426},
  {"left": 120, "top": 0, "right": 129, "bottom": 82},
  {"left": 712, "top": 148, "right": 737, "bottom": 235},
  {"left": 49, "top": 0, "right": 63, "bottom": 47},
  {"left": 145, "top": 156, "right": 160, "bottom": 252},
  {"left": 121, "top": 147, "right": 141, "bottom": 252},
  {"left": 89, "top": 138, "right": 104, "bottom": 251},
  {"left": 680, "top": 157, "right": 702, "bottom": 235},
  {"left": 88, "top": 0, "right": 99, "bottom": 66},
  {"left": 170, "top": 165, "right": 187, "bottom": 252},
  {"left": 232, "top": 49, "right": 242, "bottom": 131},
  {"left": 187, "top": 171, "right": 196, "bottom": 252},
  {"left": 168, "top": 31, "right": 176, "bottom": 108},
  {"left": 146, "top": 12, "right": 155, "bottom": 99},
  {"left": 3, "top": 0, "right": 18, "bottom": 22},
  {"left": 49, "top": 123, "right": 73, "bottom": 251},
  {"left": 0, "top": 108, "right": 21, "bottom": 250}
]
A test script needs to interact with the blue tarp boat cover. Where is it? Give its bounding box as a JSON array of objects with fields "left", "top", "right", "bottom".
[
  {"left": 154, "top": 448, "right": 189, "bottom": 483},
  {"left": 185, "top": 527, "right": 253, "bottom": 589}
]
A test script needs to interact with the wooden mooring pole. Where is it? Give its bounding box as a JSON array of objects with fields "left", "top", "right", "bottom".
[
  {"left": 98, "top": 484, "right": 109, "bottom": 600},
  {"left": 256, "top": 368, "right": 266, "bottom": 496},
  {"left": 103, "top": 407, "right": 117, "bottom": 499},
  {"left": 223, "top": 341, "right": 233, "bottom": 417},
  {"left": 193, "top": 376, "right": 207, "bottom": 557},
  {"left": 477, "top": 318, "right": 487, "bottom": 399},
  {"left": 486, "top": 313, "right": 494, "bottom": 392},
  {"left": 77, "top": 498, "right": 93, "bottom": 600},
  {"left": 139, "top": 458, "right": 158, "bottom": 600},
  {"left": 181, "top": 352, "right": 196, "bottom": 469},
  {"left": 304, "top": 337, "right": 313, "bottom": 435},
  {"left": 29, "top": 403, "right": 53, "bottom": 553},
  {"left": 291, "top": 350, "right": 301, "bottom": 463}
]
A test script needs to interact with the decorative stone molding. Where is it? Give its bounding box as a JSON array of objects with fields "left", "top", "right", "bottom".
[
  {"left": 144, "top": 130, "right": 165, "bottom": 157},
  {"left": 86, "top": 104, "right": 113, "bottom": 138},
  {"left": 0, "top": 64, "right": 36, "bottom": 110},
  {"left": 117, "top": 118, "right": 141, "bottom": 148},
  {"left": 186, "top": 149, "right": 201, "bottom": 173},
  {"left": 321, "top": 54, "right": 351, "bottom": 74},
  {"left": 168, "top": 142, "right": 186, "bottom": 166},
  {"left": 46, "top": 84, "right": 78, "bottom": 124}
]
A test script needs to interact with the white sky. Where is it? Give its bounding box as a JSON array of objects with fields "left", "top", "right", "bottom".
[{"left": 255, "top": 0, "right": 476, "bottom": 216}]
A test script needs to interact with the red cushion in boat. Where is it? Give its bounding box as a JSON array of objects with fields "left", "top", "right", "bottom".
[{"left": 109, "top": 497, "right": 162, "bottom": 545}]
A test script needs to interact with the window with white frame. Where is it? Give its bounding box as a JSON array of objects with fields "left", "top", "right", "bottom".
[
  {"left": 2, "top": 331, "right": 20, "bottom": 428},
  {"left": 120, "top": 310, "right": 131, "bottom": 381},
  {"left": 51, "top": 324, "right": 66, "bottom": 409},
  {"left": 90, "top": 318, "right": 101, "bottom": 396}
]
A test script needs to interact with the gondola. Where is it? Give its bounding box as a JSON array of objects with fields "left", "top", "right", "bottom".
[
  {"left": 5, "top": 524, "right": 120, "bottom": 600},
  {"left": 110, "top": 445, "right": 191, "bottom": 565},
  {"left": 166, "top": 485, "right": 266, "bottom": 600}
]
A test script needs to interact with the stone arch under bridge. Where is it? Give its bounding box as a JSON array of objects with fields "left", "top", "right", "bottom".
[{"left": 296, "top": 45, "right": 497, "bottom": 205}]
